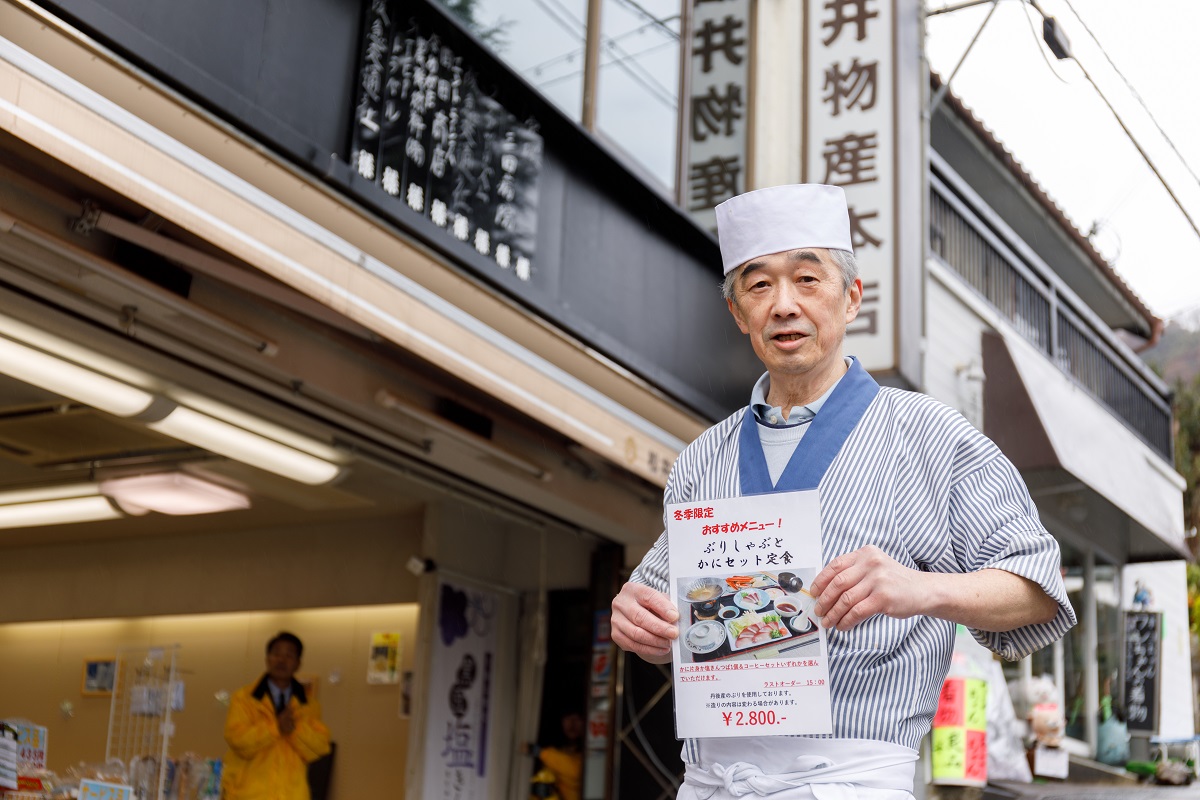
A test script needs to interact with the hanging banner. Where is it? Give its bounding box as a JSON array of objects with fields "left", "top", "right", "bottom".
[
  {"left": 803, "top": 0, "right": 922, "bottom": 377},
  {"left": 421, "top": 578, "right": 499, "bottom": 800}
]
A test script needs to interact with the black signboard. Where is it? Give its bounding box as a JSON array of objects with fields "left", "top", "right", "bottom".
[
  {"left": 1123, "top": 610, "right": 1161, "bottom": 734},
  {"left": 350, "top": 0, "right": 542, "bottom": 281}
]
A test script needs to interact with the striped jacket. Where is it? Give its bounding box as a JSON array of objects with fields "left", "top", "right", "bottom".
[{"left": 631, "top": 386, "right": 1076, "bottom": 751}]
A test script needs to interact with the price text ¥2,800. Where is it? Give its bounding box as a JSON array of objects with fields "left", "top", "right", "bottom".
[{"left": 721, "top": 710, "right": 785, "bottom": 727}]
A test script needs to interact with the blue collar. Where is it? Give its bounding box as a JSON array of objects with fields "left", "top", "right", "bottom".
[{"left": 738, "top": 358, "right": 879, "bottom": 495}]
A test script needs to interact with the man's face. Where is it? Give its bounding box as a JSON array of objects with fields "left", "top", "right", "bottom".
[
  {"left": 726, "top": 248, "right": 861, "bottom": 382},
  {"left": 266, "top": 640, "right": 301, "bottom": 684},
  {"left": 562, "top": 712, "right": 585, "bottom": 742}
]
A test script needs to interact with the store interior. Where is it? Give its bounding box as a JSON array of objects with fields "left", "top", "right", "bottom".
[
  {"left": 0, "top": 97, "right": 661, "bottom": 797},
  {"left": 2, "top": 603, "right": 419, "bottom": 797}
]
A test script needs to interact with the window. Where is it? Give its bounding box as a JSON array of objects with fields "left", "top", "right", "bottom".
[
  {"left": 595, "top": 0, "right": 681, "bottom": 190},
  {"left": 434, "top": 0, "right": 588, "bottom": 119},
  {"left": 435, "top": 0, "right": 683, "bottom": 192}
]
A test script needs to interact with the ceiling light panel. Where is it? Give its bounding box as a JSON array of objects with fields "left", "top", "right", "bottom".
[{"left": 100, "top": 473, "right": 250, "bottom": 515}]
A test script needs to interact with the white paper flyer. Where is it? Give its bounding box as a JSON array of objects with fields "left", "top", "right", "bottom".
[{"left": 667, "top": 490, "right": 832, "bottom": 738}]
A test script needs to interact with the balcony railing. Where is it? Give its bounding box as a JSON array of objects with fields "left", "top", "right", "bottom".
[{"left": 928, "top": 167, "right": 1172, "bottom": 461}]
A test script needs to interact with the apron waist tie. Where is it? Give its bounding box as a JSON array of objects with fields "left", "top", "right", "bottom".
[{"left": 684, "top": 745, "right": 917, "bottom": 799}]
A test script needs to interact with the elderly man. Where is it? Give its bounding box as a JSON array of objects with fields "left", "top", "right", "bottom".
[{"left": 611, "top": 184, "right": 1075, "bottom": 799}]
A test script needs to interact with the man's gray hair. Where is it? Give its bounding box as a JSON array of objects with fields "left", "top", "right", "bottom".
[{"left": 721, "top": 249, "right": 859, "bottom": 302}]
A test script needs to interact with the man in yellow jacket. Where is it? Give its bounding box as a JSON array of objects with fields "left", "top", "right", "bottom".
[{"left": 221, "top": 632, "right": 331, "bottom": 800}]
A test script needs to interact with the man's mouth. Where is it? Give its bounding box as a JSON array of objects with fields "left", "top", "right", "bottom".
[{"left": 772, "top": 333, "right": 806, "bottom": 342}]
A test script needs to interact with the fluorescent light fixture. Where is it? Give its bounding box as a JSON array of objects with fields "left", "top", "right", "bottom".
[
  {"left": 0, "top": 320, "right": 341, "bottom": 485},
  {"left": 100, "top": 473, "right": 251, "bottom": 515},
  {"left": 0, "top": 335, "right": 154, "bottom": 417},
  {"left": 0, "top": 483, "right": 122, "bottom": 529},
  {"left": 148, "top": 407, "right": 341, "bottom": 485},
  {"left": 0, "top": 312, "right": 156, "bottom": 390},
  {"left": 167, "top": 390, "right": 343, "bottom": 461}
]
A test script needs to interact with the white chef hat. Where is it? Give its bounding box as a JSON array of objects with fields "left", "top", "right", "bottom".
[{"left": 714, "top": 184, "right": 853, "bottom": 275}]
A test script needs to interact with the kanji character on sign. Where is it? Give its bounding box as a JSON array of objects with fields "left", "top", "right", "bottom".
[
  {"left": 694, "top": 16, "right": 746, "bottom": 73},
  {"left": 823, "top": 58, "right": 878, "bottom": 117},
  {"left": 692, "top": 83, "right": 743, "bottom": 142},
  {"left": 821, "top": 0, "right": 879, "bottom": 46},
  {"left": 821, "top": 132, "right": 877, "bottom": 186},
  {"left": 848, "top": 206, "right": 883, "bottom": 249},
  {"left": 846, "top": 280, "right": 879, "bottom": 337},
  {"left": 689, "top": 156, "right": 741, "bottom": 210}
]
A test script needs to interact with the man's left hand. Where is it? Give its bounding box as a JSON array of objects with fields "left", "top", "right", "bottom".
[
  {"left": 277, "top": 706, "right": 296, "bottom": 736},
  {"left": 809, "top": 545, "right": 926, "bottom": 631}
]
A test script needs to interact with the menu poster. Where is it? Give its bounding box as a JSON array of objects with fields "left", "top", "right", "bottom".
[
  {"left": 667, "top": 490, "right": 832, "bottom": 739},
  {"left": 367, "top": 632, "right": 401, "bottom": 685}
]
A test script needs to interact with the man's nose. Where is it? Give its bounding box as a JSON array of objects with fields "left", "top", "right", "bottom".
[{"left": 770, "top": 282, "right": 802, "bottom": 316}]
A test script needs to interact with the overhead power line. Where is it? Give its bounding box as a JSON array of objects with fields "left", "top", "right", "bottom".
[
  {"left": 1019, "top": 0, "right": 1200, "bottom": 242},
  {"left": 528, "top": 0, "right": 676, "bottom": 107},
  {"left": 528, "top": 15, "right": 678, "bottom": 77},
  {"left": 1060, "top": 0, "right": 1200, "bottom": 196},
  {"left": 932, "top": 0, "right": 1200, "bottom": 243},
  {"left": 1061, "top": 47, "right": 1200, "bottom": 241}
]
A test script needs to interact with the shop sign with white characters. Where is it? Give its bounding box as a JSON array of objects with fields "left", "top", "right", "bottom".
[{"left": 351, "top": 1, "right": 542, "bottom": 283}]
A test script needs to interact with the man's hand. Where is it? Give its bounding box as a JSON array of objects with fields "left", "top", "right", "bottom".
[
  {"left": 809, "top": 545, "right": 926, "bottom": 631},
  {"left": 810, "top": 545, "right": 1061, "bottom": 633},
  {"left": 277, "top": 705, "right": 296, "bottom": 736},
  {"left": 611, "top": 582, "right": 679, "bottom": 664}
]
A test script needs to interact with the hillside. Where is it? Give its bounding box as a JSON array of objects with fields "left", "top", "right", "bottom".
[{"left": 1140, "top": 321, "right": 1200, "bottom": 387}]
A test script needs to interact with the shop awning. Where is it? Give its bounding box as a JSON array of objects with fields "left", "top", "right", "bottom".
[
  {"left": 982, "top": 330, "right": 1188, "bottom": 560},
  {"left": 0, "top": 12, "right": 701, "bottom": 488}
]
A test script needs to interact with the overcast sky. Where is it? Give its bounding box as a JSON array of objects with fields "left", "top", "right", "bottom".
[{"left": 925, "top": 0, "right": 1200, "bottom": 323}]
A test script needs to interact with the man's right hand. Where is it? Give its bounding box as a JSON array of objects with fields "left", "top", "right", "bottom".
[{"left": 611, "top": 582, "right": 679, "bottom": 664}]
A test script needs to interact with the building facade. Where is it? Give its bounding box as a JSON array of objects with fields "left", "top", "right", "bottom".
[{"left": 0, "top": 0, "right": 1189, "bottom": 797}]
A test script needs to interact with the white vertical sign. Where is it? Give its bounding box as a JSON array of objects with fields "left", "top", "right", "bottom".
[
  {"left": 804, "top": 0, "right": 922, "bottom": 377},
  {"left": 683, "top": 0, "right": 752, "bottom": 230},
  {"left": 422, "top": 578, "right": 500, "bottom": 800}
]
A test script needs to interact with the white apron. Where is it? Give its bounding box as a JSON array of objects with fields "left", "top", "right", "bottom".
[{"left": 679, "top": 737, "right": 917, "bottom": 800}]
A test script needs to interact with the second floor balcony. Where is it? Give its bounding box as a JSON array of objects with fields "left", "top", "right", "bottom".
[{"left": 927, "top": 156, "right": 1173, "bottom": 464}]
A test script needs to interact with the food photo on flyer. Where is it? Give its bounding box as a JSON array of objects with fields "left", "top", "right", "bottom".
[{"left": 674, "top": 570, "right": 822, "bottom": 663}]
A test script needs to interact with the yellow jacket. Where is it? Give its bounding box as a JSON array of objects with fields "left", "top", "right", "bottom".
[
  {"left": 537, "top": 746, "right": 581, "bottom": 800},
  {"left": 221, "top": 677, "right": 331, "bottom": 800}
]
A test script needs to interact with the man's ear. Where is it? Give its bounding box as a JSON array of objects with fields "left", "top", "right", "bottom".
[
  {"left": 844, "top": 277, "right": 863, "bottom": 324},
  {"left": 727, "top": 296, "right": 750, "bottom": 335}
]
